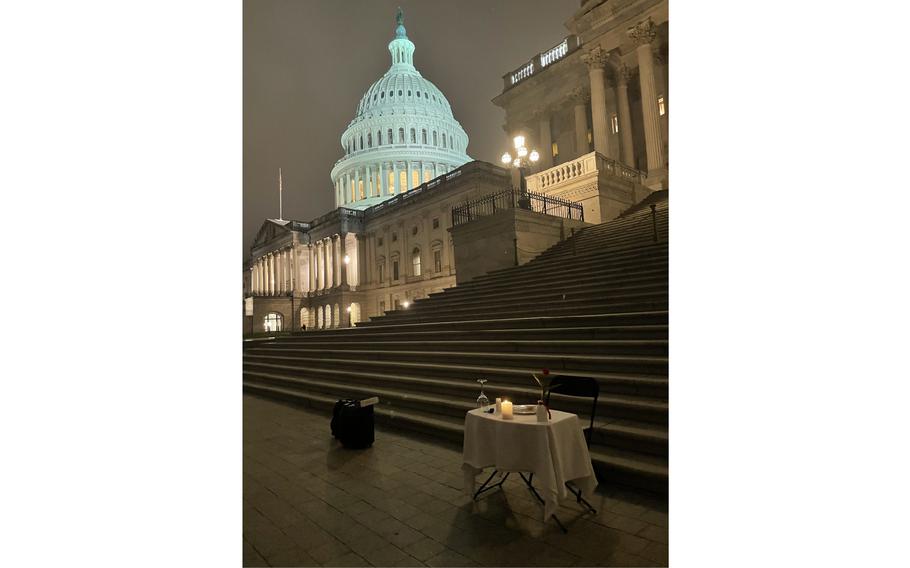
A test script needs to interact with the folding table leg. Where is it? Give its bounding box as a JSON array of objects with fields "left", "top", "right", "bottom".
[
  {"left": 473, "top": 470, "right": 510, "bottom": 500},
  {"left": 518, "top": 472, "right": 567, "bottom": 533},
  {"left": 566, "top": 483, "right": 597, "bottom": 514}
]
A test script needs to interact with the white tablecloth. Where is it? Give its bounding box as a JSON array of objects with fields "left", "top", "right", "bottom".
[{"left": 462, "top": 407, "right": 597, "bottom": 520}]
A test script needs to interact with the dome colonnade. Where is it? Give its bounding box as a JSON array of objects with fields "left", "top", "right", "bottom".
[{"left": 330, "top": 9, "right": 471, "bottom": 208}]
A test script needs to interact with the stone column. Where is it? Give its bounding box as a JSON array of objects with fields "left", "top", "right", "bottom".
[
  {"left": 582, "top": 46, "right": 611, "bottom": 158},
  {"left": 326, "top": 237, "right": 334, "bottom": 288},
  {"left": 570, "top": 87, "right": 590, "bottom": 157},
  {"left": 315, "top": 242, "right": 322, "bottom": 290},
  {"left": 536, "top": 109, "right": 553, "bottom": 169},
  {"left": 615, "top": 64, "right": 636, "bottom": 167},
  {"left": 391, "top": 162, "right": 398, "bottom": 195},
  {"left": 318, "top": 240, "right": 325, "bottom": 290},
  {"left": 365, "top": 165, "right": 373, "bottom": 197},
  {"left": 354, "top": 170, "right": 361, "bottom": 201},
  {"left": 405, "top": 161, "right": 411, "bottom": 190},
  {"left": 290, "top": 246, "right": 296, "bottom": 293},
  {"left": 378, "top": 163, "right": 385, "bottom": 196},
  {"left": 251, "top": 262, "right": 257, "bottom": 295},
  {"left": 629, "top": 18, "right": 663, "bottom": 172},
  {"left": 334, "top": 235, "right": 342, "bottom": 287}
]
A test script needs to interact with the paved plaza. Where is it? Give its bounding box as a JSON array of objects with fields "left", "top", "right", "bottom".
[{"left": 243, "top": 395, "right": 668, "bottom": 567}]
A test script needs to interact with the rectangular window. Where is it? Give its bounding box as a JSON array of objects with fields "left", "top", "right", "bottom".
[
  {"left": 434, "top": 250, "right": 442, "bottom": 273},
  {"left": 610, "top": 114, "right": 619, "bottom": 134},
  {"left": 378, "top": 263, "right": 384, "bottom": 283},
  {"left": 658, "top": 96, "right": 666, "bottom": 116},
  {"left": 393, "top": 260, "right": 399, "bottom": 281},
  {"left": 388, "top": 172, "right": 395, "bottom": 194},
  {"left": 432, "top": 218, "right": 439, "bottom": 229},
  {"left": 379, "top": 300, "right": 386, "bottom": 314},
  {"left": 411, "top": 170, "right": 419, "bottom": 188},
  {"left": 551, "top": 141, "right": 559, "bottom": 159},
  {"left": 391, "top": 232, "right": 397, "bottom": 242},
  {"left": 393, "top": 298, "right": 400, "bottom": 310},
  {"left": 378, "top": 237, "right": 383, "bottom": 246}
]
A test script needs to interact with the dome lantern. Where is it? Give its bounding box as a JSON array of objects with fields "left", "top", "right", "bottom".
[{"left": 389, "top": 7, "right": 415, "bottom": 69}]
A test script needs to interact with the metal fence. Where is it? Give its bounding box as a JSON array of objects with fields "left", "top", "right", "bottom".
[{"left": 452, "top": 189, "right": 584, "bottom": 227}]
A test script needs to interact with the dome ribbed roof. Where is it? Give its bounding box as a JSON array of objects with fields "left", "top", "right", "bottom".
[{"left": 352, "top": 72, "right": 454, "bottom": 123}]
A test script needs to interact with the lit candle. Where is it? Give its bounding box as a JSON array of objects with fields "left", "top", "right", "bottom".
[{"left": 501, "top": 400, "right": 513, "bottom": 420}]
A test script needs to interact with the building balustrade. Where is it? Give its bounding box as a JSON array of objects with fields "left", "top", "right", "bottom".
[
  {"left": 504, "top": 35, "right": 580, "bottom": 90},
  {"left": 525, "top": 151, "right": 646, "bottom": 194}
]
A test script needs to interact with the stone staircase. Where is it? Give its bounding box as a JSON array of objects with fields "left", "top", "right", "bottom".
[{"left": 244, "top": 194, "right": 669, "bottom": 493}]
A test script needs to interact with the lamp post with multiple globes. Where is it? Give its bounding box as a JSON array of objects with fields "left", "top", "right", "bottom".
[{"left": 500, "top": 135, "right": 540, "bottom": 210}]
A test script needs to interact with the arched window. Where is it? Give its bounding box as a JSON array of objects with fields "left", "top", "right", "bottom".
[
  {"left": 380, "top": 91, "right": 384, "bottom": 99},
  {"left": 410, "top": 128, "right": 416, "bottom": 143},
  {"left": 324, "top": 305, "right": 331, "bottom": 329},
  {"left": 360, "top": 135, "right": 364, "bottom": 149},
  {"left": 450, "top": 135, "right": 454, "bottom": 149},
  {"left": 421, "top": 129, "right": 427, "bottom": 144},
  {"left": 442, "top": 134, "right": 447, "bottom": 149},
  {"left": 398, "top": 90, "right": 402, "bottom": 96},
  {"left": 408, "top": 90, "right": 412, "bottom": 96},
  {"left": 300, "top": 307, "right": 309, "bottom": 329},
  {"left": 412, "top": 248, "right": 421, "bottom": 277},
  {"left": 433, "top": 131, "right": 438, "bottom": 146},
  {"left": 377, "top": 130, "right": 382, "bottom": 145},
  {"left": 317, "top": 306, "right": 323, "bottom": 329},
  {"left": 416, "top": 91, "right": 421, "bottom": 98},
  {"left": 263, "top": 312, "right": 282, "bottom": 332},
  {"left": 398, "top": 127, "right": 405, "bottom": 143},
  {"left": 391, "top": 252, "right": 400, "bottom": 281},
  {"left": 333, "top": 304, "right": 340, "bottom": 328},
  {"left": 389, "top": 90, "right": 393, "bottom": 97},
  {"left": 367, "top": 133, "right": 372, "bottom": 148},
  {"left": 377, "top": 256, "right": 386, "bottom": 283},
  {"left": 388, "top": 128, "right": 393, "bottom": 144}
]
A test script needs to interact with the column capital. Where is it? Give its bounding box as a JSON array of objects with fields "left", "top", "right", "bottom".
[
  {"left": 628, "top": 18, "right": 657, "bottom": 46},
  {"left": 530, "top": 106, "right": 552, "bottom": 122},
  {"left": 614, "top": 63, "right": 635, "bottom": 87},
  {"left": 582, "top": 46, "right": 609, "bottom": 70},
  {"left": 567, "top": 86, "right": 590, "bottom": 105}
]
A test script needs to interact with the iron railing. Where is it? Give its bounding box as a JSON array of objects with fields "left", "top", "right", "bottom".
[{"left": 452, "top": 189, "right": 584, "bottom": 227}]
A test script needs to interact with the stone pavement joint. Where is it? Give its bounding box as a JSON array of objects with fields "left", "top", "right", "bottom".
[{"left": 244, "top": 394, "right": 668, "bottom": 566}]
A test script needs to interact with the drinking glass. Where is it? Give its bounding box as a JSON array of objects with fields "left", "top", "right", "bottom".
[{"left": 476, "top": 379, "right": 490, "bottom": 409}]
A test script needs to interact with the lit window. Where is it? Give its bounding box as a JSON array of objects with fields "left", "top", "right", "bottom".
[
  {"left": 551, "top": 141, "right": 559, "bottom": 159},
  {"left": 587, "top": 130, "right": 592, "bottom": 144},
  {"left": 263, "top": 312, "right": 283, "bottom": 332},
  {"left": 610, "top": 114, "right": 619, "bottom": 134},
  {"left": 412, "top": 248, "right": 421, "bottom": 277},
  {"left": 658, "top": 96, "right": 666, "bottom": 116},
  {"left": 434, "top": 250, "right": 442, "bottom": 273}
]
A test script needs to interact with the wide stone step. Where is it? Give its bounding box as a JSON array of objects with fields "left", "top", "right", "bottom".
[
  {"left": 244, "top": 347, "right": 669, "bottom": 376},
  {"left": 260, "top": 338, "right": 668, "bottom": 356},
  {"left": 282, "top": 324, "right": 668, "bottom": 343},
  {"left": 354, "top": 311, "right": 669, "bottom": 332},
  {"left": 368, "top": 299, "right": 669, "bottom": 326}
]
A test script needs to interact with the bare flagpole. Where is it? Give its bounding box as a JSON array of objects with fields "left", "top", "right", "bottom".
[{"left": 278, "top": 167, "right": 284, "bottom": 220}]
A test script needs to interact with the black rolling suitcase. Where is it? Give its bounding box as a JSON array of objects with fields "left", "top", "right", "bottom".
[{"left": 330, "top": 397, "right": 377, "bottom": 449}]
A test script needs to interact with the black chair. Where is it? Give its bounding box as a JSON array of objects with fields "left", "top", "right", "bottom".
[{"left": 545, "top": 375, "right": 599, "bottom": 514}]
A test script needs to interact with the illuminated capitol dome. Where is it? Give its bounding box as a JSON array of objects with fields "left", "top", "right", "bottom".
[{"left": 330, "top": 9, "right": 472, "bottom": 209}]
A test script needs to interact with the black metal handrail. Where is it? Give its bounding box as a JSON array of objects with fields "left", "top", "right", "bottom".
[{"left": 452, "top": 189, "right": 584, "bottom": 227}]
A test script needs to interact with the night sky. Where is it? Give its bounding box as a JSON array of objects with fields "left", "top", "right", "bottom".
[{"left": 243, "top": 0, "right": 580, "bottom": 258}]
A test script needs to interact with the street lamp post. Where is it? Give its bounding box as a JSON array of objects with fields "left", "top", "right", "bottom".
[{"left": 501, "top": 135, "right": 540, "bottom": 210}]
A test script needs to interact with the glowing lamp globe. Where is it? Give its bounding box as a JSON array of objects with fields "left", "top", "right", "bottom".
[
  {"left": 513, "top": 135, "right": 525, "bottom": 149},
  {"left": 501, "top": 152, "right": 512, "bottom": 164},
  {"left": 517, "top": 146, "right": 528, "bottom": 158},
  {"left": 529, "top": 150, "right": 540, "bottom": 162},
  {"left": 512, "top": 158, "right": 521, "bottom": 168}
]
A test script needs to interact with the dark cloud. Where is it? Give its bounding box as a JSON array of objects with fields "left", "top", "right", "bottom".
[{"left": 244, "top": 0, "right": 579, "bottom": 258}]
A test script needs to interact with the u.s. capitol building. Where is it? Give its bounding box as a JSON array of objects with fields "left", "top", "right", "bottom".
[{"left": 245, "top": 2, "right": 667, "bottom": 333}]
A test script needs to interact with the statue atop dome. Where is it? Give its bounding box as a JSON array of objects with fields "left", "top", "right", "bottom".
[{"left": 395, "top": 7, "right": 407, "bottom": 38}]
